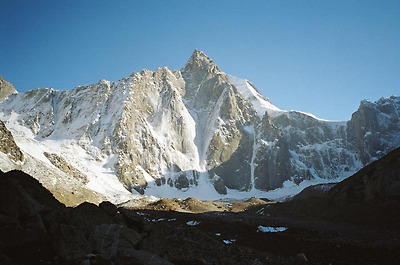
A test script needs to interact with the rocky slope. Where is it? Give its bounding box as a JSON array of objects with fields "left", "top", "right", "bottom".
[
  {"left": 0, "top": 118, "right": 108, "bottom": 206},
  {"left": 0, "top": 75, "right": 17, "bottom": 100},
  {"left": 0, "top": 119, "right": 23, "bottom": 163},
  {"left": 0, "top": 169, "right": 168, "bottom": 265},
  {"left": 0, "top": 50, "right": 399, "bottom": 200},
  {"left": 0, "top": 104, "right": 140, "bottom": 206}
]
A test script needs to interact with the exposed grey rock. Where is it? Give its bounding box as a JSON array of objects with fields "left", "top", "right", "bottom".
[
  {"left": 346, "top": 97, "right": 400, "bottom": 164},
  {"left": 174, "top": 174, "right": 189, "bottom": 190},
  {"left": 211, "top": 174, "right": 227, "bottom": 195},
  {"left": 210, "top": 125, "right": 254, "bottom": 191},
  {"left": 44, "top": 152, "right": 88, "bottom": 184},
  {"left": 0, "top": 75, "right": 17, "bottom": 100},
  {"left": 0, "top": 119, "right": 24, "bottom": 162}
]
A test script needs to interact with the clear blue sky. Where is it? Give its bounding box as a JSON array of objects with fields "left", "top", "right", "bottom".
[{"left": 1, "top": 0, "right": 399, "bottom": 121}]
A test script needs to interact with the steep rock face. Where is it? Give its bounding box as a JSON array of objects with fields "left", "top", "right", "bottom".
[
  {"left": 0, "top": 119, "right": 24, "bottom": 162},
  {"left": 346, "top": 96, "right": 400, "bottom": 164},
  {"left": 0, "top": 87, "right": 57, "bottom": 137},
  {"left": 114, "top": 68, "right": 200, "bottom": 193},
  {"left": 259, "top": 111, "right": 359, "bottom": 190},
  {"left": 182, "top": 50, "right": 258, "bottom": 191},
  {"left": 0, "top": 75, "right": 17, "bottom": 99},
  {"left": 0, "top": 50, "right": 399, "bottom": 198}
]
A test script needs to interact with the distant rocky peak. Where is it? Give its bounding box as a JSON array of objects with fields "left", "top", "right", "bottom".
[
  {"left": 181, "top": 50, "right": 224, "bottom": 102},
  {"left": 0, "top": 75, "right": 17, "bottom": 100},
  {"left": 181, "top": 49, "right": 221, "bottom": 75}
]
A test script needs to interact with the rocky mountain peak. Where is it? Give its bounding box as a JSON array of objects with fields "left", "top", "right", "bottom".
[
  {"left": 0, "top": 51, "right": 399, "bottom": 200},
  {"left": 181, "top": 49, "right": 221, "bottom": 75},
  {"left": 180, "top": 50, "right": 224, "bottom": 103},
  {"left": 0, "top": 75, "right": 17, "bottom": 99}
]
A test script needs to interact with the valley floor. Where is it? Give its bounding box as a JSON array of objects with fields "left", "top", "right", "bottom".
[{"left": 127, "top": 198, "right": 399, "bottom": 265}]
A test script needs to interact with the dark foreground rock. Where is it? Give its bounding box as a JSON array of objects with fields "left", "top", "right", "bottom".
[{"left": 0, "top": 170, "right": 169, "bottom": 265}]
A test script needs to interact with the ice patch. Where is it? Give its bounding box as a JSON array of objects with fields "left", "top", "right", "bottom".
[
  {"left": 223, "top": 239, "right": 236, "bottom": 244},
  {"left": 256, "top": 208, "right": 265, "bottom": 215},
  {"left": 150, "top": 218, "right": 166, "bottom": 223},
  {"left": 136, "top": 212, "right": 149, "bottom": 216},
  {"left": 186, "top": 221, "right": 201, "bottom": 226},
  {"left": 257, "top": 226, "right": 287, "bottom": 233}
]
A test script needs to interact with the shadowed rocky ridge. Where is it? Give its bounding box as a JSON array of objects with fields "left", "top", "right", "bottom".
[{"left": 0, "top": 169, "right": 170, "bottom": 265}]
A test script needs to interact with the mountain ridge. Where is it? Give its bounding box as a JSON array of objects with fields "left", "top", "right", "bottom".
[
  {"left": 266, "top": 146, "right": 400, "bottom": 230},
  {"left": 0, "top": 49, "right": 399, "bottom": 202}
]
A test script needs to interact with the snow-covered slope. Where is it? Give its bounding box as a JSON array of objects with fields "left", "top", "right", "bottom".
[
  {"left": 227, "top": 74, "right": 282, "bottom": 117},
  {"left": 0, "top": 109, "right": 146, "bottom": 205},
  {"left": 1, "top": 50, "right": 399, "bottom": 202}
]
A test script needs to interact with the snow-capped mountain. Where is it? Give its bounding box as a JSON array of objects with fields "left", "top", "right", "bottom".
[{"left": 1, "top": 49, "right": 399, "bottom": 202}]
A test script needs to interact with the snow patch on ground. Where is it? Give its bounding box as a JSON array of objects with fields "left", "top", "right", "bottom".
[
  {"left": 186, "top": 221, "right": 201, "bottom": 226},
  {"left": 257, "top": 226, "right": 287, "bottom": 233},
  {"left": 223, "top": 239, "right": 236, "bottom": 244}
]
